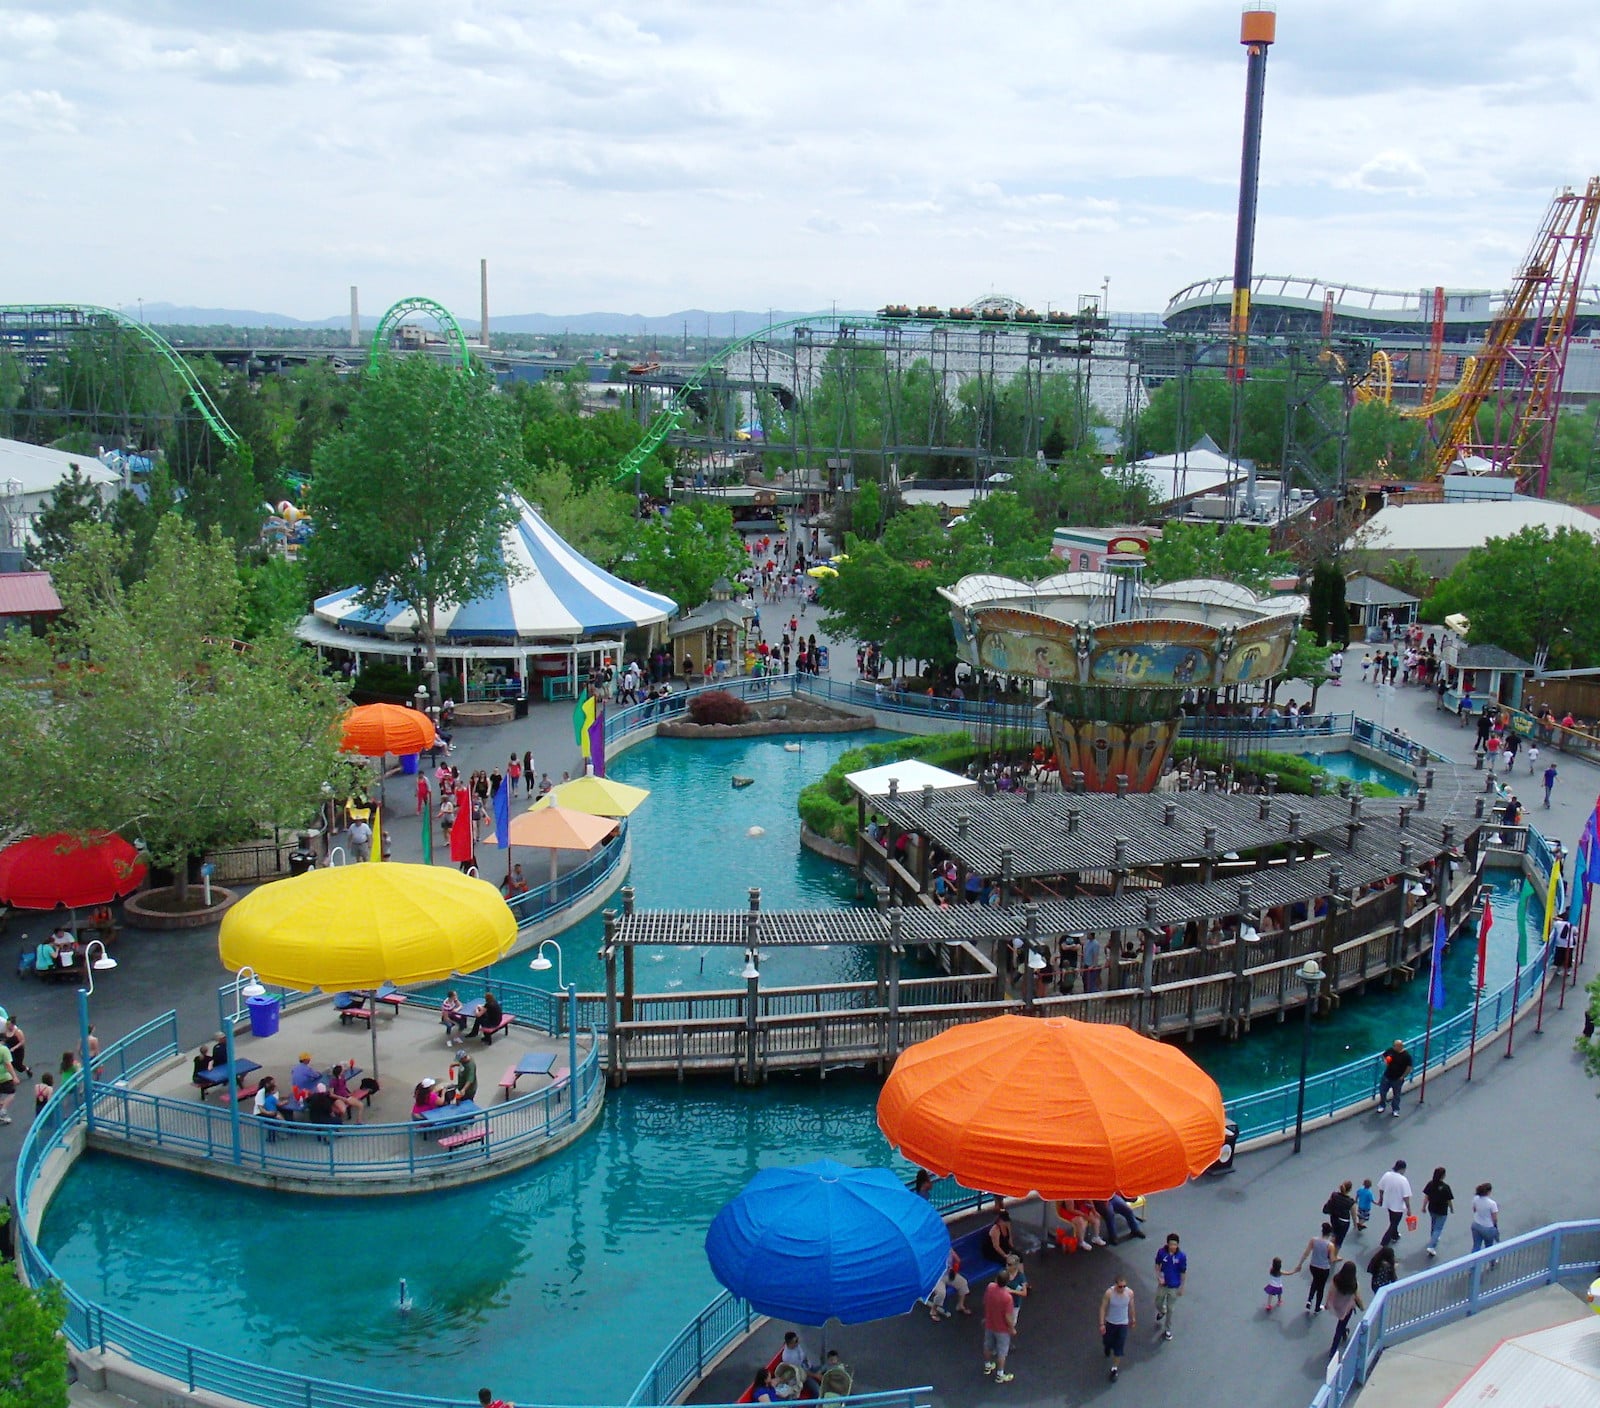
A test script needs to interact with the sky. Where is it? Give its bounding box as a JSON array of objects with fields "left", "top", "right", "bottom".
[{"left": 2, "top": 0, "right": 1598, "bottom": 322}]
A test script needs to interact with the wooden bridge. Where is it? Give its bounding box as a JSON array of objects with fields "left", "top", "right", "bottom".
[{"left": 591, "top": 777, "right": 1506, "bottom": 1084}]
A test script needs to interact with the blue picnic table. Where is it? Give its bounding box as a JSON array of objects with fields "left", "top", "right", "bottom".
[{"left": 195, "top": 1059, "right": 261, "bottom": 1099}]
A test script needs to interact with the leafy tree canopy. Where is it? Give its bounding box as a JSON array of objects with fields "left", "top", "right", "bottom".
[
  {"left": 1143, "top": 521, "right": 1293, "bottom": 594},
  {"left": 0, "top": 1210, "right": 67, "bottom": 1408},
  {"left": 0, "top": 517, "right": 360, "bottom": 897},
  {"left": 519, "top": 464, "right": 636, "bottom": 571},
  {"left": 1428, "top": 525, "right": 1600, "bottom": 669},
  {"left": 29, "top": 463, "right": 106, "bottom": 566},
  {"left": 308, "top": 357, "right": 523, "bottom": 678},
  {"left": 622, "top": 501, "right": 747, "bottom": 612}
]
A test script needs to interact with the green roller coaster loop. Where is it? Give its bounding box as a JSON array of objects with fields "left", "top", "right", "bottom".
[
  {"left": 368, "top": 296, "right": 474, "bottom": 370},
  {"left": 609, "top": 309, "right": 1089, "bottom": 485},
  {"left": 0, "top": 303, "right": 240, "bottom": 449}
]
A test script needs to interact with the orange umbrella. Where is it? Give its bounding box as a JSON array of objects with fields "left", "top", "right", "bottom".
[
  {"left": 876, "top": 1015, "right": 1226, "bottom": 1199},
  {"left": 339, "top": 702, "right": 436, "bottom": 757}
]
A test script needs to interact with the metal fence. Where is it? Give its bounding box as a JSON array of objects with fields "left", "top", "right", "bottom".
[
  {"left": 506, "top": 823, "right": 629, "bottom": 929},
  {"left": 1311, "top": 1220, "right": 1600, "bottom": 1408}
]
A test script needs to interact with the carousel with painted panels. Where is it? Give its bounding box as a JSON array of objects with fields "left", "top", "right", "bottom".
[{"left": 941, "top": 556, "right": 1305, "bottom": 792}]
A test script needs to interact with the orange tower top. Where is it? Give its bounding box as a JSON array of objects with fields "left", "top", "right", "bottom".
[{"left": 1240, "top": 3, "right": 1276, "bottom": 45}]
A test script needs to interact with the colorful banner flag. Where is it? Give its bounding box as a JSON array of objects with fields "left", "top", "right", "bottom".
[
  {"left": 421, "top": 796, "right": 433, "bottom": 866},
  {"left": 449, "top": 787, "right": 475, "bottom": 864},
  {"left": 1516, "top": 880, "right": 1533, "bottom": 967},
  {"left": 577, "top": 691, "right": 597, "bottom": 760},
  {"left": 1428, "top": 906, "right": 1449, "bottom": 1011},
  {"left": 1568, "top": 855, "right": 1586, "bottom": 927},
  {"left": 1542, "top": 857, "right": 1562, "bottom": 946},
  {"left": 493, "top": 774, "right": 511, "bottom": 851},
  {"left": 1475, "top": 897, "right": 1493, "bottom": 991},
  {"left": 370, "top": 805, "right": 383, "bottom": 863},
  {"left": 572, "top": 689, "right": 591, "bottom": 750},
  {"left": 589, "top": 697, "right": 606, "bottom": 778}
]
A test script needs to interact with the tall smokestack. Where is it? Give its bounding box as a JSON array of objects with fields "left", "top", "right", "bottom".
[
  {"left": 480, "top": 258, "right": 490, "bottom": 349},
  {"left": 349, "top": 286, "right": 360, "bottom": 348},
  {"left": 1229, "top": 2, "right": 1276, "bottom": 513}
]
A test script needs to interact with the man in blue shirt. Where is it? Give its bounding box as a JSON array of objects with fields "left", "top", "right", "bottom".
[{"left": 1154, "top": 1233, "right": 1187, "bottom": 1340}]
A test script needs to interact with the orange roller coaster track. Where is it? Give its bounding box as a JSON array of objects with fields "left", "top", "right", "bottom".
[{"left": 1429, "top": 178, "right": 1600, "bottom": 492}]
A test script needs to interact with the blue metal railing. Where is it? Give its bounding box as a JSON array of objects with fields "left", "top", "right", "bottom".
[
  {"left": 506, "top": 822, "right": 629, "bottom": 929},
  {"left": 1311, "top": 1220, "right": 1600, "bottom": 1408},
  {"left": 83, "top": 1010, "right": 604, "bottom": 1183}
]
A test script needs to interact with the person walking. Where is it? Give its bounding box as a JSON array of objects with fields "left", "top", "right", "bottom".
[
  {"left": 1377, "top": 1160, "right": 1413, "bottom": 1248},
  {"left": 1376, "top": 1039, "right": 1413, "bottom": 1117},
  {"left": 1421, "top": 1167, "right": 1454, "bottom": 1258},
  {"left": 0, "top": 1039, "right": 18, "bottom": 1124},
  {"left": 1291, "top": 1223, "right": 1338, "bottom": 1313},
  {"left": 1323, "top": 1181, "right": 1357, "bottom": 1251},
  {"left": 982, "top": 1270, "right": 1017, "bottom": 1384},
  {"left": 1099, "top": 1272, "right": 1136, "bottom": 1382},
  {"left": 1325, "top": 1262, "right": 1364, "bottom": 1363},
  {"left": 1153, "top": 1233, "right": 1186, "bottom": 1340},
  {"left": 1470, "top": 1183, "right": 1501, "bottom": 1252},
  {"left": 348, "top": 816, "right": 372, "bottom": 863},
  {"left": 1543, "top": 762, "right": 1558, "bottom": 808},
  {"left": 1366, "top": 1243, "right": 1398, "bottom": 1296}
]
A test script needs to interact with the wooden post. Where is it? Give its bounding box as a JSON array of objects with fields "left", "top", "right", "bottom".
[
  {"left": 602, "top": 909, "right": 621, "bottom": 1086},
  {"left": 887, "top": 909, "right": 904, "bottom": 1067}
]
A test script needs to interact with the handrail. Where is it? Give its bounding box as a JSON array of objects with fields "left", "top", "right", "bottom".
[
  {"left": 506, "top": 821, "right": 629, "bottom": 929},
  {"left": 1311, "top": 1219, "right": 1600, "bottom": 1407},
  {"left": 83, "top": 1018, "right": 605, "bottom": 1184}
]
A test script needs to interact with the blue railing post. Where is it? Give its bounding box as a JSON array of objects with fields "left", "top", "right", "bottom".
[
  {"left": 76, "top": 988, "right": 95, "bottom": 1136},
  {"left": 567, "top": 984, "right": 579, "bottom": 1124}
]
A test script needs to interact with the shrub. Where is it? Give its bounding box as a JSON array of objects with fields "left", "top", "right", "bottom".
[
  {"left": 687, "top": 689, "right": 751, "bottom": 726},
  {"left": 349, "top": 661, "right": 462, "bottom": 703}
]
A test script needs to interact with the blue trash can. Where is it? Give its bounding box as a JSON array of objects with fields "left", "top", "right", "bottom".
[
  {"left": 246, "top": 994, "right": 281, "bottom": 1038},
  {"left": 400, "top": 753, "right": 419, "bottom": 775}
]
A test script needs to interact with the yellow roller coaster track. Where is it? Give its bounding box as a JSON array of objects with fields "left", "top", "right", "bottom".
[{"left": 1397, "top": 356, "right": 1476, "bottom": 420}]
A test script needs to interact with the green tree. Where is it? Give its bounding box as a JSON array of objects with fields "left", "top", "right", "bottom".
[
  {"left": 520, "top": 465, "right": 635, "bottom": 569},
  {"left": 237, "top": 555, "right": 309, "bottom": 641},
  {"left": 1306, "top": 560, "right": 1349, "bottom": 646},
  {"left": 1144, "top": 521, "right": 1292, "bottom": 593},
  {"left": 852, "top": 481, "right": 883, "bottom": 539},
  {"left": 623, "top": 501, "right": 746, "bottom": 611},
  {"left": 309, "top": 357, "right": 523, "bottom": 695},
  {"left": 29, "top": 462, "right": 108, "bottom": 565},
  {"left": 0, "top": 518, "right": 360, "bottom": 904},
  {"left": 0, "top": 1210, "right": 68, "bottom": 1408},
  {"left": 1285, "top": 629, "right": 1336, "bottom": 710},
  {"left": 1426, "top": 526, "right": 1600, "bottom": 668}
]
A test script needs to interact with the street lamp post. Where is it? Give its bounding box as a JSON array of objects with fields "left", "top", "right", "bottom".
[
  {"left": 529, "top": 939, "right": 565, "bottom": 989},
  {"left": 221, "top": 966, "right": 266, "bottom": 1166},
  {"left": 1292, "top": 958, "right": 1326, "bottom": 1154},
  {"left": 76, "top": 941, "right": 119, "bottom": 1136}
]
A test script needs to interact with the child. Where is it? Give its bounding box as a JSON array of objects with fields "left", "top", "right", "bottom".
[
  {"left": 33, "top": 1070, "right": 54, "bottom": 1113},
  {"left": 1355, "top": 1178, "right": 1375, "bottom": 1232},
  {"left": 1360, "top": 653, "right": 1371, "bottom": 684},
  {"left": 1264, "top": 1256, "right": 1285, "bottom": 1312},
  {"left": 1528, "top": 743, "right": 1540, "bottom": 776}
]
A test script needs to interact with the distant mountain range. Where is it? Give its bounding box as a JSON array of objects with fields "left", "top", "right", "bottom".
[{"left": 141, "top": 303, "right": 870, "bottom": 337}]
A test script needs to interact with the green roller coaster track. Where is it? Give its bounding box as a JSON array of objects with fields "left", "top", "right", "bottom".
[
  {"left": 609, "top": 310, "right": 1102, "bottom": 485},
  {"left": 368, "top": 296, "right": 474, "bottom": 370},
  {"left": 0, "top": 303, "right": 240, "bottom": 448}
]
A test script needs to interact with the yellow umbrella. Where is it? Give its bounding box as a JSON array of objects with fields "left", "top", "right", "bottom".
[
  {"left": 529, "top": 775, "right": 651, "bottom": 818},
  {"left": 219, "top": 863, "right": 515, "bottom": 991}
]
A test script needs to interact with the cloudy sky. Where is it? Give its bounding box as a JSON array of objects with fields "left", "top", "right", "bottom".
[{"left": 3, "top": 0, "right": 1598, "bottom": 321}]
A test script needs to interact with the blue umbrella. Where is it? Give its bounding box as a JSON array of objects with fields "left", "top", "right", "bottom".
[{"left": 705, "top": 1158, "right": 950, "bottom": 1325}]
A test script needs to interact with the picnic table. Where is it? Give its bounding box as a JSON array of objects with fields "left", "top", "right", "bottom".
[
  {"left": 499, "top": 1051, "right": 558, "bottom": 1098},
  {"left": 196, "top": 1059, "right": 262, "bottom": 1100}
]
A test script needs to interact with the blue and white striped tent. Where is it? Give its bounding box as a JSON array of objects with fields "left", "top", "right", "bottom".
[{"left": 311, "top": 495, "right": 676, "bottom": 641}]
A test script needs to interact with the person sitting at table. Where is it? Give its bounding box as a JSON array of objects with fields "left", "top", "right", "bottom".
[
  {"left": 191, "top": 1044, "right": 213, "bottom": 1086},
  {"left": 450, "top": 1051, "right": 479, "bottom": 1103},
  {"left": 328, "top": 1065, "right": 366, "bottom": 1122},
  {"left": 208, "top": 1035, "right": 230, "bottom": 1071},
  {"left": 252, "top": 1076, "right": 283, "bottom": 1120},
  {"left": 440, "top": 990, "right": 469, "bottom": 1040},
  {"left": 411, "top": 1077, "right": 445, "bottom": 1119},
  {"left": 466, "top": 990, "right": 504, "bottom": 1042},
  {"left": 502, "top": 865, "right": 530, "bottom": 898},
  {"left": 988, "top": 1208, "right": 1016, "bottom": 1262},
  {"left": 89, "top": 905, "right": 115, "bottom": 943},
  {"left": 49, "top": 925, "right": 78, "bottom": 966},
  {"left": 304, "top": 1082, "right": 341, "bottom": 1125},
  {"left": 291, "top": 1053, "right": 325, "bottom": 1096}
]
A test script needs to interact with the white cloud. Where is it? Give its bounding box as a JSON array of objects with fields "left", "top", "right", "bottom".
[{"left": 0, "top": 1, "right": 1596, "bottom": 316}]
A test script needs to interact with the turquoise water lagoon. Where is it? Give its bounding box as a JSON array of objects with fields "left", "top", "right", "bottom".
[{"left": 38, "top": 736, "right": 1544, "bottom": 1404}]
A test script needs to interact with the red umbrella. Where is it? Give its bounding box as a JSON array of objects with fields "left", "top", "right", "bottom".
[
  {"left": 449, "top": 787, "right": 475, "bottom": 865},
  {"left": 0, "top": 831, "right": 147, "bottom": 910}
]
